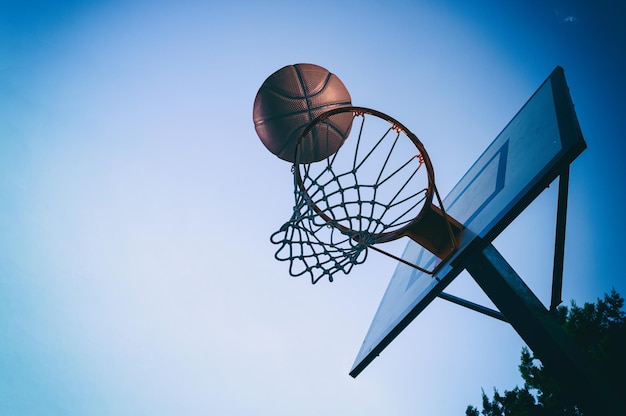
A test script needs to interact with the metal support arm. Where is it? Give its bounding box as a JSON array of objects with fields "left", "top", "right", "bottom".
[{"left": 467, "top": 244, "right": 621, "bottom": 416}]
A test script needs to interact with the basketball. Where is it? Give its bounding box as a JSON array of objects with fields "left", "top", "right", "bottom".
[{"left": 253, "top": 63, "right": 353, "bottom": 163}]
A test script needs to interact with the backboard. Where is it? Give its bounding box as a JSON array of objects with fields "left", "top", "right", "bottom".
[{"left": 350, "top": 66, "right": 586, "bottom": 377}]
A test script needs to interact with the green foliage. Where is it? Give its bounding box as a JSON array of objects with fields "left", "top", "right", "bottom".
[{"left": 465, "top": 289, "right": 625, "bottom": 416}]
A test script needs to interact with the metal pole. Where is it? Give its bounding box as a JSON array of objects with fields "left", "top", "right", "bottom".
[
  {"left": 437, "top": 291, "right": 508, "bottom": 323},
  {"left": 550, "top": 167, "right": 569, "bottom": 311}
]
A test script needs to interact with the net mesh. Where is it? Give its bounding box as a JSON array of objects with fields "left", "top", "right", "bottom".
[
  {"left": 270, "top": 108, "right": 431, "bottom": 284},
  {"left": 270, "top": 194, "right": 371, "bottom": 283}
]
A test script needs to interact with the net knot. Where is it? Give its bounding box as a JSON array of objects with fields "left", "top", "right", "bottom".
[{"left": 353, "top": 231, "right": 376, "bottom": 249}]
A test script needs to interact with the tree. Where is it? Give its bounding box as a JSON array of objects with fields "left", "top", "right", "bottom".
[{"left": 466, "top": 289, "right": 626, "bottom": 415}]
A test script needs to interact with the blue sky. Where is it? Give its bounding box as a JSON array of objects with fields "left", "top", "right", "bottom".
[{"left": 1, "top": 1, "right": 624, "bottom": 414}]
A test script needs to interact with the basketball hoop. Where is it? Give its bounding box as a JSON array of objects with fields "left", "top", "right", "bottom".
[{"left": 270, "top": 106, "right": 463, "bottom": 283}]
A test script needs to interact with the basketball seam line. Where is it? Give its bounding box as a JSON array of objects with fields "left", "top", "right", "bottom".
[
  {"left": 281, "top": 66, "right": 334, "bottom": 161},
  {"left": 260, "top": 84, "right": 333, "bottom": 100},
  {"left": 295, "top": 65, "right": 315, "bottom": 128},
  {"left": 253, "top": 101, "right": 352, "bottom": 125}
]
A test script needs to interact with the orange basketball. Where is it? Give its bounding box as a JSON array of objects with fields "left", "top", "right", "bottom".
[{"left": 253, "top": 64, "right": 353, "bottom": 163}]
